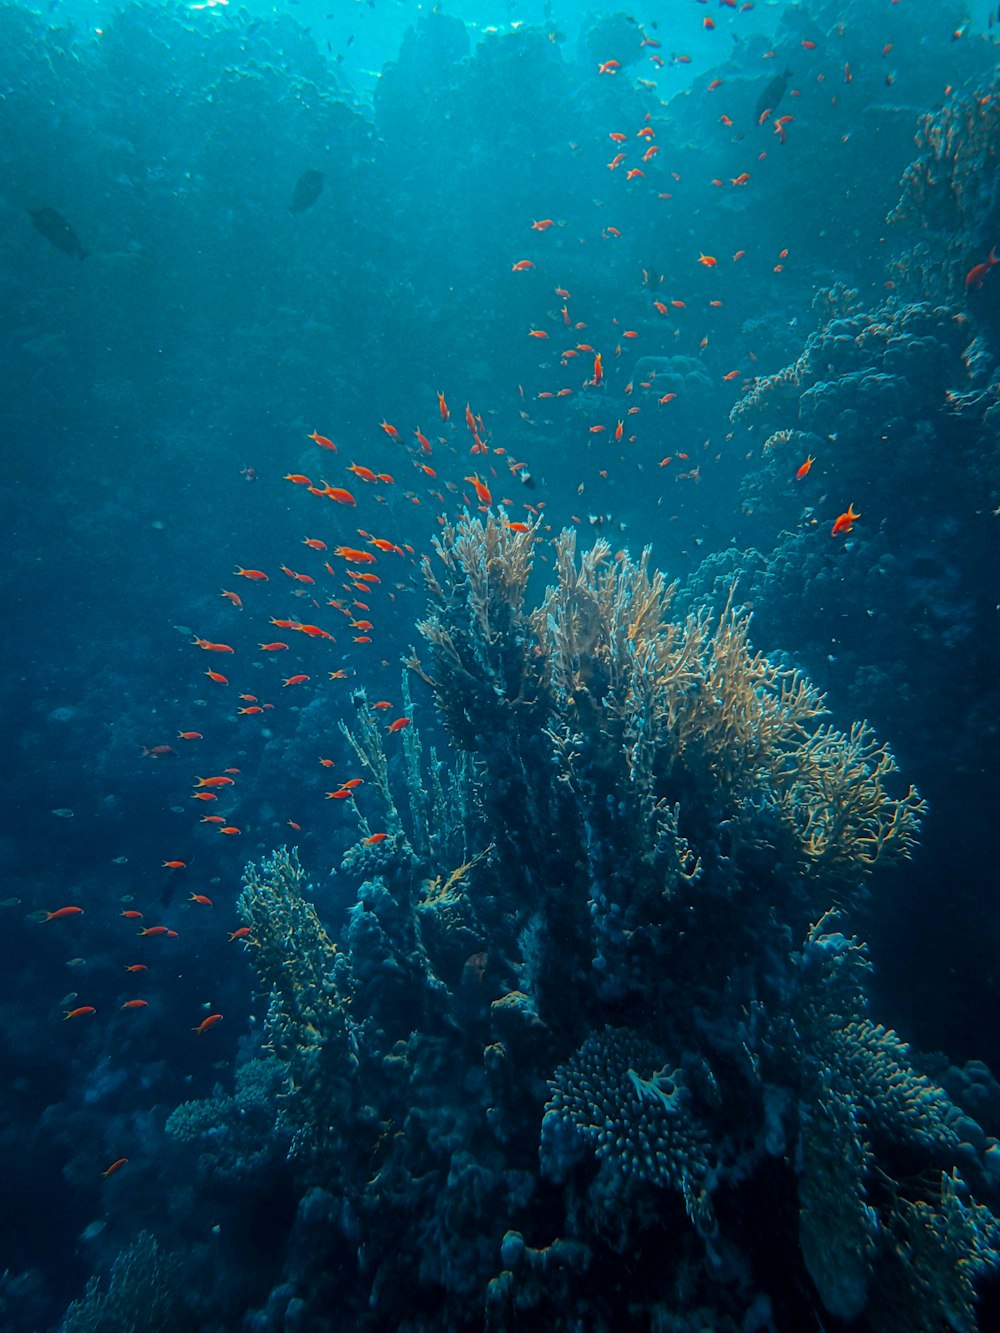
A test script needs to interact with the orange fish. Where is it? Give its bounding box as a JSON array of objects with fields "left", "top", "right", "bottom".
[
  {"left": 831, "top": 503, "right": 860, "bottom": 536},
  {"left": 321, "top": 486, "right": 357, "bottom": 506},
  {"left": 464, "top": 474, "right": 492, "bottom": 506},
  {"left": 64, "top": 1006, "right": 96, "bottom": 1021},
  {"left": 192, "top": 1014, "right": 223, "bottom": 1035},
  {"left": 347, "top": 464, "right": 379, "bottom": 483},
  {"left": 102, "top": 1158, "right": 129, "bottom": 1177},
  {"left": 284, "top": 474, "right": 312, "bottom": 486},
  {"left": 340, "top": 778, "right": 365, "bottom": 789},
  {"left": 189, "top": 893, "right": 213, "bottom": 906},
  {"left": 363, "top": 832, "right": 388, "bottom": 845},
  {"left": 722, "top": 370, "right": 742, "bottom": 381},
  {"left": 194, "top": 776, "right": 234, "bottom": 788},
  {"left": 220, "top": 589, "right": 243, "bottom": 607},
  {"left": 414, "top": 428, "right": 432, "bottom": 452},
  {"left": 309, "top": 431, "right": 337, "bottom": 451},
  {"left": 303, "top": 538, "right": 327, "bottom": 550},
  {"left": 121, "top": 910, "right": 144, "bottom": 920},
  {"left": 387, "top": 717, "right": 412, "bottom": 733},
  {"left": 334, "top": 546, "right": 376, "bottom": 563},
  {"left": 178, "top": 731, "right": 203, "bottom": 740},
  {"left": 437, "top": 390, "right": 450, "bottom": 420},
  {"left": 228, "top": 927, "right": 252, "bottom": 941},
  {"left": 234, "top": 566, "right": 268, "bottom": 581},
  {"left": 796, "top": 455, "right": 815, "bottom": 480},
  {"left": 43, "top": 905, "right": 84, "bottom": 922},
  {"left": 378, "top": 420, "right": 400, "bottom": 439},
  {"left": 530, "top": 219, "right": 554, "bottom": 230},
  {"left": 192, "top": 637, "right": 234, "bottom": 653},
  {"left": 697, "top": 253, "right": 717, "bottom": 268},
  {"left": 283, "top": 674, "right": 310, "bottom": 687},
  {"left": 511, "top": 260, "right": 535, "bottom": 271},
  {"left": 218, "top": 827, "right": 241, "bottom": 836},
  {"left": 124, "top": 963, "right": 147, "bottom": 971},
  {"left": 162, "top": 860, "right": 187, "bottom": 869},
  {"left": 121, "top": 999, "right": 149, "bottom": 1010},
  {"left": 138, "top": 926, "right": 171, "bottom": 936},
  {"left": 258, "top": 642, "right": 288, "bottom": 652},
  {"left": 965, "top": 247, "right": 998, "bottom": 290}
]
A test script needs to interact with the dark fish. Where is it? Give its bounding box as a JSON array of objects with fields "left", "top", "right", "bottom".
[
  {"left": 29, "top": 207, "right": 88, "bottom": 259},
  {"left": 289, "top": 169, "right": 324, "bottom": 214},
  {"left": 754, "top": 67, "right": 791, "bottom": 125}
]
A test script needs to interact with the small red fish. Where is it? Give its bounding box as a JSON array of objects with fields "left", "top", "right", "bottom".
[
  {"left": 831, "top": 503, "right": 861, "bottom": 536},
  {"left": 363, "top": 832, "right": 388, "bottom": 845},
  {"left": 965, "top": 247, "right": 998, "bottom": 290},
  {"left": 228, "top": 927, "right": 252, "bottom": 941},
  {"left": 437, "top": 390, "right": 450, "bottom": 420},
  {"left": 387, "top": 717, "right": 412, "bottom": 733},
  {"left": 796, "top": 455, "right": 815, "bottom": 480},
  {"left": 43, "top": 905, "right": 84, "bottom": 922},
  {"left": 309, "top": 431, "right": 337, "bottom": 451},
  {"left": 234, "top": 566, "right": 269, "bottom": 581},
  {"left": 189, "top": 893, "right": 213, "bottom": 906},
  {"left": 177, "top": 731, "right": 203, "bottom": 740},
  {"left": 162, "top": 860, "right": 187, "bottom": 869},
  {"left": 121, "top": 999, "right": 149, "bottom": 1010},
  {"left": 64, "top": 1005, "right": 96, "bottom": 1020},
  {"left": 192, "top": 1013, "right": 223, "bottom": 1035},
  {"left": 191, "top": 637, "right": 234, "bottom": 653},
  {"left": 101, "top": 1157, "right": 128, "bottom": 1177}
]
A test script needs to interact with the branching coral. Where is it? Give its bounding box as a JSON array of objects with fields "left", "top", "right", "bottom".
[
  {"left": 58, "top": 1233, "right": 185, "bottom": 1333},
  {"left": 237, "top": 848, "right": 359, "bottom": 1161}
]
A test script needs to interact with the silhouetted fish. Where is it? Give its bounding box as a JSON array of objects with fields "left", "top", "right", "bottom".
[
  {"left": 289, "top": 170, "right": 324, "bottom": 214},
  {"left": 29, "top": 206, "right": 88, "bottom": 258},
  {"left": 754, "top": 68, "right": 791, "bottom": 125}
]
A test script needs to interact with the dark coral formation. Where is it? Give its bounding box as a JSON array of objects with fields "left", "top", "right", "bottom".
[{"left": 195, "top": 515, "right": 999, "bottom": 1330}]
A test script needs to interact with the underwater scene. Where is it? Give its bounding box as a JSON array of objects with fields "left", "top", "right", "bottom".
[{"left": 5, "top": 0, "right": 1000, "bottom": 1328}]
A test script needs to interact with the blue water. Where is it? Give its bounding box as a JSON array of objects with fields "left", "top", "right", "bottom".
[{"left": 4, "top": 0, "right": 1000, "bottom": 1328}]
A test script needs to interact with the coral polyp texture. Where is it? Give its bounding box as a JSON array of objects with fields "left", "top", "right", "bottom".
[{"left": 198, "top": 515, "right": 997, "bottom": 1331}]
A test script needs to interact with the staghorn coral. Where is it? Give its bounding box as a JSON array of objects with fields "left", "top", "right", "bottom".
[{"left": 174, "top": 520, "right": 998, "bottom": 1332}]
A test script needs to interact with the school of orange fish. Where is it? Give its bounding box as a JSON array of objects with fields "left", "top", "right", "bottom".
[{"left": 37, "top": 1, "right": 996, "bottom": 1183}]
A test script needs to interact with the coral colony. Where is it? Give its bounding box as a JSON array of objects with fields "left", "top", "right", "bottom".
[{"left": 148, "top": 516, "right": 996, "bottom": 1331}]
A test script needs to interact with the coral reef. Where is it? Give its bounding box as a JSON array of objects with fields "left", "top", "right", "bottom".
[
  {"left": 888, "top": 74, "right": 1000, "bottom": 304},
  {"left": 187, "top": 514, "right": 1000, "bottom": 1330}
]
